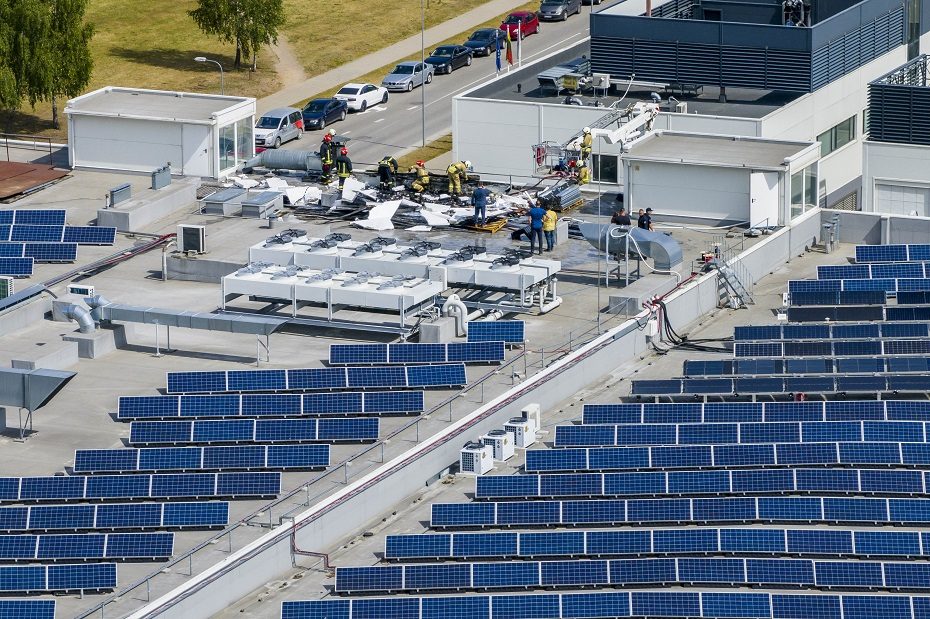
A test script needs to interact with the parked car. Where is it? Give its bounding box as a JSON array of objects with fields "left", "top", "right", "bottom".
[
  {"left": 300, "top": 98, "right": 348, "bottom": 131},
  {"left": 425, "top": 45, "right": 473, "bottom": 74},
  {"left": 500, "top": 11, "right": 540, "bottom": 39},
  {"left": 382, "top": 61, "right": 435, "bottom": 92},
  {"left": 334, "top": 83, "right": 389, "bottom": 112},
  {"left": 539, "top": 0, "right": 581, "bottom": 20},
  {"left": 463, "top": 28, "right": 504, "bottom": 56},
  {"left": 253, "top": 107, "right": 303, "bottom": 148}
]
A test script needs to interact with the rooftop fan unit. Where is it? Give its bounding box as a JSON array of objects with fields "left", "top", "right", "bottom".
[
  {"left": 378, "top": 275, "right": 417, "bottom": 290},
  {"left": 459, "top": 441, "right": 493, "bottom": 475},
  {"left": 371, "top": 236, "right": 397, "bottom": 247},
  {"left": 490, "top": 256, "right": 521, "bottom": 271},
  {"left": 459, "top": 245, "right": 487, "bottom": 255},
  {"left": 307, "top": 269, "right": 342, "bottom": 282},
  {"left": 235, "top": 262, "right": 271, "bottom": 276},
  {"left": 503, "top": 248, "right": 531, "bottom": 261},
  {"left": 480, "top": 429, "right": 515, "bottom": 462},
  {"left": 177, "top": 224, "right": 206, "bottom": 254},
  {"left": 399, "top": 246, "right": 430, "bottom": 262},
  {"left": 271, "top": 266, "right": 304, "bottom": 280},
  {"left": 415, "top": 241, "right": 441, "bottom": 252},
  {"left": 353, "top": 242, "right": 384, "bottom": 257},
  {"left": 504, "top": 416, "right": 537, "bottom": 449},
  {"left": 263, "top": 228, "right": 307, "bottom": 246},
  {"left": 443, "top": 250, "right": 475, "bottom": 266}
]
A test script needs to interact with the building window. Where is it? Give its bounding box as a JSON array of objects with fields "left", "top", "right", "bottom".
[
  {"left": 592, "top": 154, "right": 618, "bottom": 184},
  {"left": 235, "top": 117, "right": 253, "bottom": 163},
  {"left": 817, "top": 116, "right": 856, "bottom": 157},
  {"left": 907, "top": 0, "right": 920, "bottom": 59},
  {"left": 219, "top": 122, "right": 235, "bottom": 171},
  {"left": 790, "top": 164, "right": 818, "bottom": 219},
  {"left": 862, "top": 109, "right": 870, "bottom": 137}
]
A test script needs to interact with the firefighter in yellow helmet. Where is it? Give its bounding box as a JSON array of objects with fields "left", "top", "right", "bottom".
[
  {"left": 409, "top": 160, "right": 430, "bottom": 193},
  {"left": 446, "top": 160, "right": 471, "bottom": 196},
  {"left": 577, "top": 160, "right": 590, "bottom": 185},
  {"left": 580, "top": 127, "right": 593, "bottom": 161},
  {"left": 318, "top": 133, "right": 335, "bottom": 183}
]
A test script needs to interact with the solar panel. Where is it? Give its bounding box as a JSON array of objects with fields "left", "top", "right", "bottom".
[
  {"left": 0, "top": 563, "right": 116, "bottom": 592},
  {"left": 62, "top": 226, "right": 117, "bottom": 245},
  {"left": 74, "top": 445, "right": 325, "bottom": 472},
  {"left": 24, "top": 242, "right": 77, "bottom": 262},
  {"left": 406, "top": 363, "right": 467, "bottom": 387},
  {"left": 467, "top": 320, "right": 525, "bottom": 343},
  {"left": 0, "top": 600, "right": 55, "bottom": 619},
  {"left": 856, "top": 244, "right": 909, "bottom": 262},
  {"left": 10, "top": 225, "right": 63, "bottom": 243},
  {"left": 7, "top": 532, "right": 175, "bottom": 561},
  {"left": 12, "top": 210, "right": 66, "bottom": 226},
  {"left": 0, "top": 243, "right": 24, "bottom": 258},
  {"left": 0, "top": 257, "right": 33, "bottom": 277}
]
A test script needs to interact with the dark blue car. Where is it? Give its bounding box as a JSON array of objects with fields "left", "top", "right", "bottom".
[
  {"left": 301, "top": 98, "right": 348, "bottom": 131},
  {"left": 463, "top": 28, "right": 504, "bottom": 57}
]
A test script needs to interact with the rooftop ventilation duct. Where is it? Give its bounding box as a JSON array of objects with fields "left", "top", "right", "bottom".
[{"left": 578, "top": 222, "right": 683, "bottom": 271}]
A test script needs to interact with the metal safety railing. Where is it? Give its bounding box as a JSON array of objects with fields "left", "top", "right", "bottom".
[{"left": 0, "top": 133, "right": 57, "bottom": 165}]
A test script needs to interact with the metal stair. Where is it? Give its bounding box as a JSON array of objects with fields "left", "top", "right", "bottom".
[{"left": 711, "top": 259, "right": 754, "bottom": 308}]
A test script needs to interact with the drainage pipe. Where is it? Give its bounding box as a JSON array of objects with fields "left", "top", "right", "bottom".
[{"left": 441, "top": 294, "right": 468, "bottom": 336}]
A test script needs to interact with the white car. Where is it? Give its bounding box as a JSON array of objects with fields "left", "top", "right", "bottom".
[{"left": 334, "top": 83, "right": 389, "bottom": 112}]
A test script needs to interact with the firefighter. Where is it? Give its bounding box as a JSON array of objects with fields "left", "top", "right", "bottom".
[
  {"left": 378, "top": 155, "right": 399, "bottom": 191},
  {"left": 318, "top": 133, "right": 336, "bottom": 183},
  {"left": 446, "top": 160, "right": 471, "bottom": 196},
  {"left": 580, "top": 127, "right": 593, "bottom": 162},
  {"left": 409, "top": 160, "right": 430, "bottom": 194},
  {"left": 335, "top": 147, "right": 353, "bottom": 188},
  {"left": 577, "top": 160, "right": 590, "bottom": 185}
]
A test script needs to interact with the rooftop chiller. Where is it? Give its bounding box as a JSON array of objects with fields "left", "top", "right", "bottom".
[
  {"left": 480, "top": 429, "right": 515, "bottom": 462},
  {"left": 459, "top": 441, "right": 494, "bottom": 475}
]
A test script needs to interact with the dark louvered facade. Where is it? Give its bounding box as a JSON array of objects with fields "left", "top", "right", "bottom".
[
  {"left": 868, "top": 55, "right": 930, "bottom": 144},
  {"left": 590, "top": 0, "right": 917, "bottom": 93}
]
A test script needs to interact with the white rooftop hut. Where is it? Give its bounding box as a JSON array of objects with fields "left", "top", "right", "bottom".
[{"left": 66, "top": 86, "right": 256, "bottom": 179}]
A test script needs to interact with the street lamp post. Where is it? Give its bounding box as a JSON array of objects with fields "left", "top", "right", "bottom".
[
  {"left": 194, "top": 56, "right": 225, "bottom": 95},
  {"left": 420, "top": 0, "right": 427, "bottom": 147}
]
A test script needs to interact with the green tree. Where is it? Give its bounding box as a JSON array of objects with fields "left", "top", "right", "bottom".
[
  {"left": 189, "top": 0, "right": 285, "bottom": 71},
  {"left": 48, "top": 0, "right": 94, "bottom": 129}
]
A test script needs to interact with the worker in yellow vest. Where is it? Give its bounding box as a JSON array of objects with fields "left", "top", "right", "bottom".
[
  {"left": 446, "top": 160, "right": 471, "bottom": 196},
  {"left": 577, "top": 161, "right": 590, "bottom": 185},
  {"left": 409, "top": 160, "right": 430, "bottom": 194},
  {"left": 580, "top": 127, "right": 593, "bottom": 161}
]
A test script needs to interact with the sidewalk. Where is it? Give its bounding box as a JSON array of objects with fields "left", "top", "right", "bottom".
[{"left": 257, "top": 0, "right": 529, "bottom": 113}]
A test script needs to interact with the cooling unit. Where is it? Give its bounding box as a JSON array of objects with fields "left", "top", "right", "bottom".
[
  {"left": 480, "top": 429, "right": 515, "bottom": 462},
  {"left": 67, "top": 284, "right": 95, "bottom": 297},
  {"left": 459, "top": 441, "right": 493, "bottom": 475},
  {"left": 178, "top": 225, "right": 207, "bottom": 254},
  {"left": 504, "top": 416, "right": 537, "bottom": 449}
]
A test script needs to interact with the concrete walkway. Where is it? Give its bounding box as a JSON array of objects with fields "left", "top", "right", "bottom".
[{"left": 257, "top": 0, "right": 529, "bottom": 113}]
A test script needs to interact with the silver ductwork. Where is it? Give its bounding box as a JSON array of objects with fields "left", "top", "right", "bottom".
[
  {"left": 63, "top": 304, "right": 96, "bottom": 334},
  {"left": 242, "top": 150, "right": 323, "bottom": 174}
]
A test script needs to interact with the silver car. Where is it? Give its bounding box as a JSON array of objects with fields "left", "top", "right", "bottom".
[
  {"left": 254, "top": 107, "right": 303, "bottom": 148},
  {"left": 539, "top": 0, "right": 581, "bottom": 20},
  {"left": 382, "top": 61, "right": 435, "bottom": 92}
]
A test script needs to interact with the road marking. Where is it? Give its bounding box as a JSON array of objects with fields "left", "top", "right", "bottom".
[
  {"left": 342, "top": 130, "right": 352, "bottom": 135},
  {"left": 374, "top": 118, "right": 385, "bottom": 123}
]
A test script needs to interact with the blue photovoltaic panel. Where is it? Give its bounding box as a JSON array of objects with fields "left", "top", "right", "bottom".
[
  {"left": 9, "top": 225, "right": 63, "bottom": 243},
  {"left": 467, "top": 320, "right": 525, "bottom": 343},
  {"left": 346, "top": 366, "right": 405, "bottom": 388},
  {"left": 818, "top": 264, "right": 871, "bottom": 279},
  {"left": 407, "top": 363, "right": 467, "bottom": 387},
  {"left": 789, "top": 279, "right": 843, "bottom": 293},
  {"left": 0, "top": 600, "right": 55, "bottom": 619},
  {"left": 23, "top": 242, "right": 77, "bottom": 262},
  {"left": 0, "top": 243, "right": 24, "bottom": 257},
  {"left": 46, "top": 563, "right": 116, "bottom": 591},
  {"left": 167, "top": 371, "right": 227, "bottom": 394},
  {"left": 287, "top": 368, "right": 348, "bottom": 390},
  {"left": 0, "top": 257, "right": 33, "bottom": 277},
  {"left": 447, "top": 341, "right": 505, "bottom": 363},
  {"left": 856, "top": 244, "right": 909, "bottom": 262},
  {"left": 62, "top": 226, "right": 116, "bottom": 245},
  {"left": 0, "top": 212, "right": 11, "bottom": 225},
  {"left": 329, "top": 344, "right": 388, "bottom": 365},
  {"left": 389, "top": 343, "right": 446, "bottom": 364},
  {"left": 364, "top": 391, "right": 423, "bottom": 413},
  {"left": 13, "top": 210, "right": 66, "bottom": 226},
  {"left": 227, "top": 369, "right": 286, "bottom": 392}
]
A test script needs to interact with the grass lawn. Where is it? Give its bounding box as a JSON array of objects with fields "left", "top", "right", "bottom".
[
  {"left": 395, "top": 133, "right": 454, "bottom": 169},
  {"left": 5, "top": 0, "right": 281, "bottom": 139},
  {"left": 294, "top": 0, "right": 538, "bottom": 106}
]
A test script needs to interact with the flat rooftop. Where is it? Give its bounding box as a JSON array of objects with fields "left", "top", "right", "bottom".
[
  {"left": 66, "top": 86, "right": 253, "bottom": 123},
  {"left": 625, "top": 132, "right": 816, "bottom": 169},
  {"left": 461, "top": 40, "right": 801, "bottom": 120}
]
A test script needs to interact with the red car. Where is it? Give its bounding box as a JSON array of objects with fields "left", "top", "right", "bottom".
[{"left": 500, "top": 11, "right": 540, "bottom": 39}]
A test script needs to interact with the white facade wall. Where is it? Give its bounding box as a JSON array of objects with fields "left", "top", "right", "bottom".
[
  {"left": 624, "top": 162, "right": 752, "bottom": 224},
  {"left": 70, "top": 116, "right": 186, "bottom": 175},
  {"left": 862, "top": 140, "right": 930, "bottom": 215}
]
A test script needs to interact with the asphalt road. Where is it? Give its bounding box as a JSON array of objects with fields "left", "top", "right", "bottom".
[{"left": 277, "top": 4, "right": 622, "bottom": 168}]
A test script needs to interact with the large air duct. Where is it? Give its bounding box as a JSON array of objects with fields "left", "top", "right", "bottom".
[
  {"left": 579, "top": 222, "right": 683, "bottom": 271},
  {"left": 242, "top": 150, "right": 323, "bottom": 174},
  {"left": 63, "top": 304, "right": 96, "bottom": 334}
]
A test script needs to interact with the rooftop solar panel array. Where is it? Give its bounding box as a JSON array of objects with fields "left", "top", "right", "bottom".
[
  {"left": 335, "top": 556, "right": 930, "bottom": 593},
  {"left": 0, "top": 563, "right": 116, "bottom": 592},
  {"left": 73, "top": 445, "right": 329, "bottom": 473},
  {"left": 329, "top": 341, "right": 505, "bottom": 365},
  {"left": 684, "top": 356, "right": 930, "bottom": 376},
  {"left": 555, "top": 420, "right": 930, "bottom": 446},
  {"left": 0, "top": 501, "right": 228, "bottom": 532},
  {"left": 466, "top": 320, "right": 525, "bottom": 343},
  {"left": 581, "top": 401, "right": 930, "bottom": 424},
  {"left": 117, "top": 391, "right": 424, "bottom": 420},
  {"left": 788, "top": 277, "right": 930, "bottom": 294},
  {"left": 283, "top": 591, "right": 930, "bottom": 619},
  {"left": 0, "top": 532, "right": 174, "bottom": 561},
  {"left": 0, "top": 600, "right": 55, "bottom": 619},
  {"left": 0, "top": 257, "right": 33, "bottom": 277},
  {"left": 385, "top": 528, "right": 930, "bottom": 560},
  {"left": 819, "top": 262, "right": 930, "bottom": 279},
  {"left": 733, "top": 338, "right": 930, "bottom": 357},
  {"left": 128, "top": 417, "right": 378, "bottom": 445},
  {"left": 0, "top": 242, "right": 78, "bottom": 262},
  {"left": 524, "top": 441, "right": 930, "bottom": 472},
  {"left": 856, "top": 244, "right": 930, "bottom": 262},
  {"left": 165, "top": 364, "right": 467, "bottom": 394},
  {"left": 790, "top": 290, "right": 887, "bottom": 305},
  {"left": 475, "top": 469, "right": 930, "bottom": 498},
  {"left": 0, "top": 210, "right": 66, "bottom": 226},
  {"left": 0, "top": 472, "right": 279, "bottom": 502},
  {"left": 734, "top": 322, "right": 930, "bottom": 340},
  {"left": 629, "top": 375, "right": 930, "bottom": 396}
]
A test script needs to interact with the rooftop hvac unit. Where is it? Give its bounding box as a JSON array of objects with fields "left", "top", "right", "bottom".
[
  {"left": 522, "top": 403, "right": 541, "bottom": 431},
  {"left": 67, "top": 284, "right": 95, "bottom": 298},
  {"left": 675, "top": 101, "right": 688, "bottom": 114},
  {"left": 0, "top": 276, "right": 13, "bottom": 300},
  {"left": 460, "top": 441, "right": 493, "bottom": 475},
  {"left": 504, "top": 416, "right": 536, "bottom": 449},
  {"left": 178, "top": 225, "right": 207, "bottom": 254},
  {"left": 481, "top": 429, "right": 515, "bottom": 462}
]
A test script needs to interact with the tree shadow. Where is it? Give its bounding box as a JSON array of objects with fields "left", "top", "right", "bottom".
[{"left": 109, "top": 47, "right": 241, "bottom": 72}]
